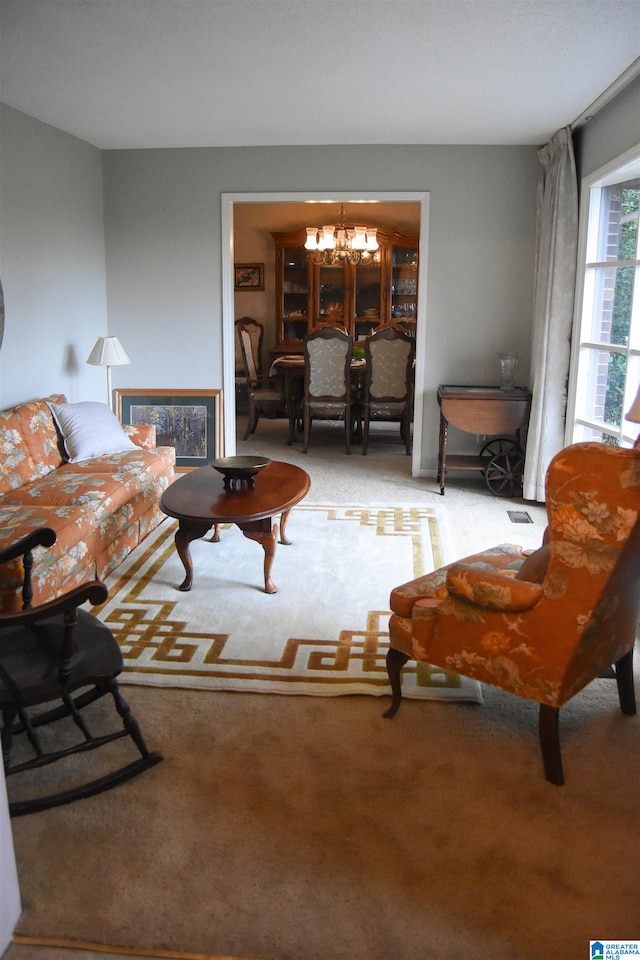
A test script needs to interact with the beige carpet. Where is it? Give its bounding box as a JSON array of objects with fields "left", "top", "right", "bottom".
[
  {"left": 10, "top": 670, "right": 640, "bottom": 960},
  {"left": 92, "top": 504, "right": 481, "bottom": 702}
]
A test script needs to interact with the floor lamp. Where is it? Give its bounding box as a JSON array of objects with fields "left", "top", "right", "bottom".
[{"left": 86, "top": 336, "right": 131, "bottom": 411}]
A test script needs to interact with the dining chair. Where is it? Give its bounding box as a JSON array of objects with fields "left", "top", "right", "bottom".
[
  {"left": 302, "top": 326, "right": 354, "bottom": 454},
  {"left": 236, "top": 317, "right": 284, "bottom": 440},
  {"left": 361, "top": 325, "right": 415, "bottom": 454},
  {"left": 383, "top": 441, "right": 640, "bottom": 785}
]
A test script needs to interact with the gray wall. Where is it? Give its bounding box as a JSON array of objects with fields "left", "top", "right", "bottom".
[
  {"left": 0, "top": 104, "right": 108, "bottom": 407},
  {"left": 102, "top": 144, "right": 539, "bottom": 468}
]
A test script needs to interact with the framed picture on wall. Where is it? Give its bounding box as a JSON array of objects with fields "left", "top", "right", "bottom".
[
  {"left": 115, "top": 389, "right": 222, "bottom": 470},
  {"left": 234, "top": 263, "right": 264, "bottom": 291}
]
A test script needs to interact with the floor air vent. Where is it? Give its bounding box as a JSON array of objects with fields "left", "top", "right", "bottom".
[{"left": 507, "top": 510, "right": 533, "bottom": 524}]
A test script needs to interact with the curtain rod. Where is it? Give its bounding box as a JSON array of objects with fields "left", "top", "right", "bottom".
[{"left": 571, "top": 57, "right": 640, "bottom": 131}]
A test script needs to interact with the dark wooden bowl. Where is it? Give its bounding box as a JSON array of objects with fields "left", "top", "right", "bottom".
[{"left": 210, "top": 456, "right": 271, "bottom": 490}]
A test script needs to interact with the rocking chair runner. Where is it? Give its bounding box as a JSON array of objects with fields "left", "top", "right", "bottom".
[{"left": 0, "top": 527, "right": 162, "bottom": 816}]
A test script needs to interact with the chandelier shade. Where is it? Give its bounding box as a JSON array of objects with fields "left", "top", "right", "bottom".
[{"left": 305, "top": 204, "right": 380, "bottom": 265}]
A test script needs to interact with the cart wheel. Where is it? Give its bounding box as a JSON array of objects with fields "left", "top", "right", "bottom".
[
  {"left": 484, "top": 448, "right": 525, "bottom": 497},
  {"left": 480, "top": 436, "right": 519, "bottom": 460}
]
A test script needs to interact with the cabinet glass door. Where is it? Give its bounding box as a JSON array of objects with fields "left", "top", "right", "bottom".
[
  {"left": 317, "top": 264, "right": 346, "bottom": 326},
  {"left": 354, "top": 260, "right": 382, "bottom": 340},
  {"left": 390, "top": 244, "right": 418, "bottom": 336},
  {"left": 282, "top": 246, "right": 309, "bottom": 341}
]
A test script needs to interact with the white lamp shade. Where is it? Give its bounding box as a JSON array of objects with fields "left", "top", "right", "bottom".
[
  {"left": 352, "top": 227, "right": 367, "bottom": 251},
  {"left": 87, "top": 336, "right": 131, "bottom": 366},
  {"left": 305, "top": 227, "right": 319, "bottom": 250},
  {"left": 626, "top": 383, "right": 640, "bottom": 424},
  {"left": 320, "top": 226, "right": 335, "bottom": 250}
]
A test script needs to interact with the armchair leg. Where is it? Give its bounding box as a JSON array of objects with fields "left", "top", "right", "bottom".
[
  {"left": 614, "top": 649, "right": 636, "bottom": 715},
  {"left": 538, "top": 704, "right": 564, "bottom": 786},
  {"left": 383, "top": 647, "right": 410, "bottom": 719}
]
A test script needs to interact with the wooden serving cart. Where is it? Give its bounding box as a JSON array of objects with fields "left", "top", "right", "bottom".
[{"left": 437, "top": 384, "right": 532, "bottom": 496}]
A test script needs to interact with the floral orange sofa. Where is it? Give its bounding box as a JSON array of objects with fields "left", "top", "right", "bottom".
[{"left": 0, "top": 394, "right": 175, "bottom": 611}]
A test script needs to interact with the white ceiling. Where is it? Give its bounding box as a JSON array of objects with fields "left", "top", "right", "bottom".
[{"left": 1, "top": 0, "right": 639, "bottom": 150}]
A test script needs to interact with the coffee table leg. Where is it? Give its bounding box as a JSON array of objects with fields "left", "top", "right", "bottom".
[
  {"left": 279, "top": 509, "right": 293, "bottom": 546},
  {"left": 175, "top": 520, "right": 213, "bottom": 591},
  {"left": 238, "top": 519, "right": 278, "bottom": 594},
  {"left": 174, "top": 513, "right": 296, "bottom": 595}
]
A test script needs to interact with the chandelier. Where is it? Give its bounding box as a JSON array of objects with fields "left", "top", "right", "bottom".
[{"left": 305, "top": 204, "right": 380, "bottom": 265}]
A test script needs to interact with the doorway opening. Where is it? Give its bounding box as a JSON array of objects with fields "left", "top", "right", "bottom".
[{"left": 221, "top": 191, "right": 430, "bottom": 474}]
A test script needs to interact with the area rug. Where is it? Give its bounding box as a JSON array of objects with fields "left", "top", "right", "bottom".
[{"left": 94, "top": 503, "right": 481, "bottom": 703}]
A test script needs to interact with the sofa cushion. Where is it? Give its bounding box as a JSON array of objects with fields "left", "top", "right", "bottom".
[
  {"left": 122, "top": 422, "right": 157, "bottom": 449},
  {"left": 56, "top": 445, "right": 176, "bottom": 480},
  {"left": 1, "top": 447, "right": 174, "bottom": 514},
  {"left": 17, "top": 394, "right": 68, "bottom": 477},
  {"left": 49, "top": 401, "right": 136, "bottom": 463},
  {"left": 0, "top": 409, "right": 37, "bottom": 494},
  {"left": 1, "top": 471, "right": 136, "bottom": 518}
]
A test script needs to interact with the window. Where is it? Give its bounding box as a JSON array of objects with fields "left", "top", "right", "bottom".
[{"left": 567, "top": 149, "right": 640, "bottom": 447}]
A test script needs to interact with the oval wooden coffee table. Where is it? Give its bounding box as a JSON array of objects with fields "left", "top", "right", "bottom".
[{"left": 160, "top": 460, "right": 310, "bottom": 594}]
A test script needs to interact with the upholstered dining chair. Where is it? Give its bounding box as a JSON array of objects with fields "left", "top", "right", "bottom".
[
  {"left": 0, "top": 527, "right": 162, "bottom": 815},
  {"left": 384, "top": 442, "right": 640, "bottom": 785},
  {"left": 361, "top": 325, "right": 415, "bottom": 455},
  {"left": 302, "top": 326, "right": 354, "bottom": 454},
  {"left": 236, "top": 316, "right": 284, "bottom": 440}
]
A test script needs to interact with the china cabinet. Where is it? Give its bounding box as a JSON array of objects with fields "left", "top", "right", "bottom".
[{"left": 272, "top": 227, "right": 419, "bottom": 352}]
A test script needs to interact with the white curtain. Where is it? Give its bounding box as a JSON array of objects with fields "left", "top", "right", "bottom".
[{"left": 523, "top": 126, "right": 578, "bottom": 502}]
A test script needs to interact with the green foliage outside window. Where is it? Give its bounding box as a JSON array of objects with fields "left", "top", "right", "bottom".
[{"left": 604, "top": 187, "right": 639, "bottom": 436}]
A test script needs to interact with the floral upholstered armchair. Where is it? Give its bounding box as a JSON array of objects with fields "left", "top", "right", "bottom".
[{"left": 385, "top": 442, "right": 640, "bottom": 784}]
